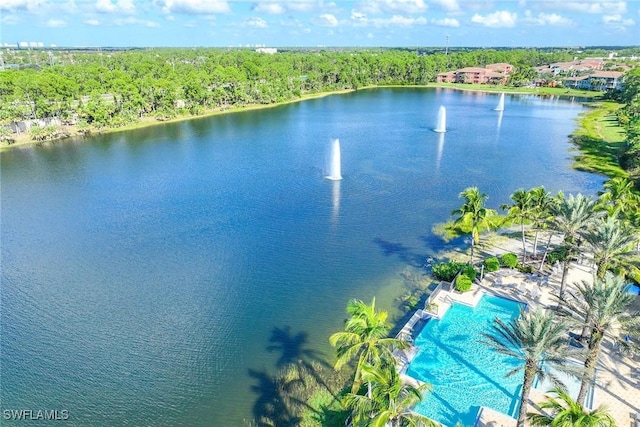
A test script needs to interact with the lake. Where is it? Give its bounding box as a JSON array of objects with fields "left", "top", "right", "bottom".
[{"left": 0, "top": 88, "right": 604, "bottom": 426}]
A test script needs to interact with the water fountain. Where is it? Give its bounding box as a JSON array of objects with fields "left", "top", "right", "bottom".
[
  {"left": 434, "top": 106, "right": 446, "bottom": 133},
  {"left": 495, "top": 93, "right": 505, "bottom": 111},
  {"left": 326, "top": 138, "right": 342, "bottom": 180}
]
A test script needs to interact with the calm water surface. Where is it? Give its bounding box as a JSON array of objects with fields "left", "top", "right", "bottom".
[{"left": 1, "top": 88, "right": 604, "bottom": 426}]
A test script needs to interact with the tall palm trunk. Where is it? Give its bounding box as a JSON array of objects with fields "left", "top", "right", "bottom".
[
  {"left": 538, "top": 231, "right": 554, "bottom": 271},
  {"left": 520, "top": 221, "right": 527, "bottom": 263},
  {"left": 558, "top": 258, "right": 571, "bottom": 301},
  {"left": 470, "top": 238, "right": 476, "bottom": 264},
  {"left": 532, "top": 229, "right": 540, "bottom": 259},
  {"left": 517, "top": 363, "right": 537, "bottom": 427},
  {"left": 578, "top": 331, "right": 603, "bottom": 406}
]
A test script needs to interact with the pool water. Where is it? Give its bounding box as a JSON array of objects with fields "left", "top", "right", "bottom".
[
  {"left": 406, "top": 295, "right": 525, "bottom": 426},
  {"left": 627, "top": 284, "right": 640, "bottom": 295},
  {"left": 533, "top": 364, "right": 594, "bottom": 409}
]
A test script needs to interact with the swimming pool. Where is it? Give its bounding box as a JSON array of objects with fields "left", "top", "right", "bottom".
[
  {"left": 627, "top": 283, "right": 640, "bottom": 295},
  {"left": 406, "top": 295, "right": 525, "bottom": 426}
]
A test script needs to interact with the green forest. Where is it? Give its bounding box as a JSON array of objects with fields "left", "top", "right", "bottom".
[{"left": 0, "top": 47, "right": 626, "bottom": 129}]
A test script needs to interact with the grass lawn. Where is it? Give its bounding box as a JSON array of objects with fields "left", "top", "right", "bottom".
[
  {"left": 429, "top": 83, "right": 601, "bottom": 98},
  {"left": 570, "top": 101, "right": 628, "bottom": 178}
]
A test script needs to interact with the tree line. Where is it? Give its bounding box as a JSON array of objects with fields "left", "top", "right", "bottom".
[{"left": 0, "top": 48, "right": 578, "bottom": 130}]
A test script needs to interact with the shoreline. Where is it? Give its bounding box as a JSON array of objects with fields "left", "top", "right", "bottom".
[
  {"left": 0, "top": 89, "right": 355, "bottom": 152},
  {"left": 0, "top": 84, "right": 602, "bottom": 153}
]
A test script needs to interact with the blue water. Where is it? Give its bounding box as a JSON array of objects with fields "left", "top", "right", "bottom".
[
  {"left": 627, "top": 284, "right": 640, "bottom": 295},
  {"left": 406, "top": 295, "right": 525, "bottom": 426},
  {"left": 534, "top": 364, "right": 594, "bottom": 409},
  {"left": 1, "top": 89, "right": 605, "bottom": 425}
]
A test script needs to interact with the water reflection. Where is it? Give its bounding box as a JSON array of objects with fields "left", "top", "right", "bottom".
[
  {"left": 436, "top": 132, "right": 445, "bottom": 171},
  {"left": 331, "top": 179, "right": 341, "bottom": 224}
]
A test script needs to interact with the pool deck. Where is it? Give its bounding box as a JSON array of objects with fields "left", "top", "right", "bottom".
[{"left": 399, "top": 248, "right": 640, "bottom": 427}]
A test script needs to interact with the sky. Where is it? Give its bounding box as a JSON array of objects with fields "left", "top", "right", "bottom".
[{"left": 0, "top": 0, "right": 639, "bottom": 48}]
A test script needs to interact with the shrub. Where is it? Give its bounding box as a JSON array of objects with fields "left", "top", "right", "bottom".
[
  {"left": 516, "top": 263, "right": 534, "bottom": 274},
  {"left": 483, "top": 257, "right": 500, "bottom": 272},
  {"left": 462, "top": 265, "right": 477, "bottom": 281},
  {"left": 432, "top": 261, "right": 464, "bottom": 282},
  {"left": 501, "top": 253, "right": 518, "bottom": 269},
  {"left": 454, "top": 275, "right": 473, "bottom": 292},
  {"left": 546, "top": 246, "right": 568, "bottom": 265}
]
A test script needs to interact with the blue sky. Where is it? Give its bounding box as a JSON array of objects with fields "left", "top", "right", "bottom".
[{"left": 1, "top": 0, "right": 638, "bottom": 48}]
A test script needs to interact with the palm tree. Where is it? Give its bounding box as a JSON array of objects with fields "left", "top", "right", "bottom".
[
  {"left": 343, "top": 363, "right": 439, "bottom": 427},
  {"left": 548, "top": 193, "right": 599, "bottom": 299},
  {"left": 482, "top": 308, "right": 574, "bottom": 427},
  {"left": 584, "top": 215, "right": 639, "bottom": 279},
  {"left": 597, "top": 177, "right": 638, "bottom": 219},
  {"left": 559, "top": 274, "right": 640, "bottom": 406},
  {"left": 451, "top": 187, "right": 498, "bottom": 264},
  {"left": 502, "top": 189, "right": 535, "bottom": 263},
  {"left": 329, "top": 298, "right": 409, "bottom": 395},
  {"left": 528, "top": 387, "right": 615, "bottom": 426},
  {"left": 537, "top": 192, "right": 563, "bottom": 271},
  {"left": 529, "top": 186, "right": 554, "bottom": 259}
]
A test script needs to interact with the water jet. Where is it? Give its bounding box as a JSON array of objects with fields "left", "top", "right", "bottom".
[
  {"left": 434, "top": 106, "right": 446, "bottom": 133},
  {"left": 326, "top": 138, "right": 342, "bottom": 180},
  {"left": 495, "top": 93, "right": 505, "bottom": 111}
]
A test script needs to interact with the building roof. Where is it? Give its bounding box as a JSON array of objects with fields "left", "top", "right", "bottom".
[
  {"left": 564, "top": 75, "right": 589, "bottom": 81},
  {"left": 589, "top": 71, "right": 624, "bottom": 78},
  {"left": 456, "top": 67, "right": 487, "bottom": 73},
  {"left": 485, "top": 71, "right": 505, "bottom": 78}
]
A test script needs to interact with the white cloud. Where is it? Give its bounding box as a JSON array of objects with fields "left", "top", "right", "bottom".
[
  {"left": 316, "top": 13, "right": 338, "bottom": 26},
  {"left": 46, "top": 18, "right": 66, "bottom": 27},
  {"left": 602, "top": 13, "right": 635, "bottom": 26},
  {"left": 356, "top": 0, "right": 427, "bottom": 15},
  {"left": 114, "top": 17, "right": 160, "bottom": 27},
  {"left": 432, "top": 17, "right": 459, "bottom": 27},
  {"left": 85, "top": 18, "right": 101, "bottom": 25},
  {"left": 1, "top": 13, "right": 20, "bottom": 23},
  {"left": 252, "top": 2, "right": 284, "bottom": 14},
  {"left": 351, "top": 10, "right": 366, "bottom": 22},
  {"left": 95, "top": 0, "right": 135, "bottom": 14},
  {"left": 246, "top": 17, "right": 268, "bottom": 27},
  {"left": 471, "top": 10, "right": 517, "bottom": 27},
  {"left": 286, "top": 0, "right": 320, "bottom": 12},
  {"left": 369, "top": 14, "right": 427, "bottom": 27},
  {"left": 62, "top": 0, "right": 77, "bottom": 13},
  {"left": 388, "top": 14, "right": 426, "bottom": 25},
  {"left": 0, "top": 0, "right": 45, "bottom": 12},
  {"left": 155, "top": 0, "right": 230, "bottom": 15},
  {"left": 252, "top": 1, "right": 319, "bottom": 14},
  {"left": 559, "top": 2, "right": 626, "bottom": 14},
  {"left": 350, "top": 8, "right": 428, "bottom": 27},
  {"left": 431, "top": 0, "right": 459, "bottom": 12},
  {"left": 522, "top": 10, "right": 573, "bottom": 26}
]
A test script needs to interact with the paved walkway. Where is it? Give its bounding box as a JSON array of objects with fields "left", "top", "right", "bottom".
[{"left": 473, "top": 261, "right": 640, "bottom": 427}]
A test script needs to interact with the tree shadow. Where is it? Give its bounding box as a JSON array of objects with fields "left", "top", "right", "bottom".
[
  {"left": 267, "top": 326, "right": 328, "bottom": 369},
  {"left": 248, "top": 368, "right": 303, "bottom": 427},
  {"left": 248, "top": 326, "right": 347, "bottom": 426},
  {"left": 267, "top": 326, "right": 337, "bottom": 398},
  {"left": 373, "top": 237, "right": 427, "bottom": 267}
]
